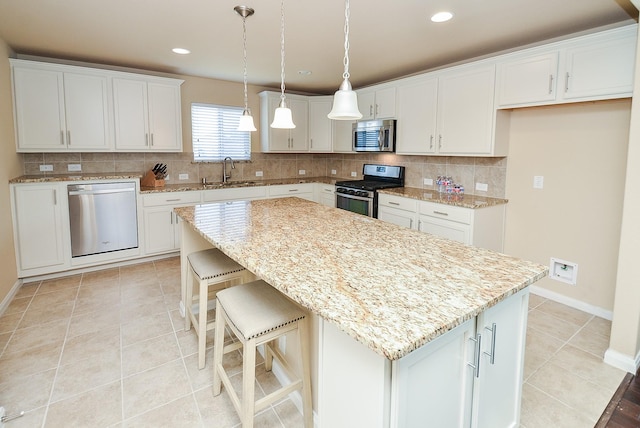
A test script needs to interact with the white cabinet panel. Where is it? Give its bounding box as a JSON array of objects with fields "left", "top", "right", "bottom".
[
  {"left": 63, "top": 72, "right": 111, "bottom": 150},
  {"left": 497, "top": 53, "right": 559, "bottom": 106},
  {"left": 11, "top": 183, "right": 68, "bottom": 273},
  {"left": 260, "top": 92, "right": 309, "bottom": 152},
  {"left": 358, "top": 86, "right": 397, "bottom": 120},
  {"left": 396, "top": 77, "right": 438, "bottom": 155},
  {"left": 308, "top": 97, "right": 333, "bottom": 152},
  {"left": 268, "top": 183, "right": 314, "bottom": 201}
]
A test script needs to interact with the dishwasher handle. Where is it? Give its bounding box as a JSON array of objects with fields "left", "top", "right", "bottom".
[{"left": 68, "top": 188, "right": 136, "bottom": 196}]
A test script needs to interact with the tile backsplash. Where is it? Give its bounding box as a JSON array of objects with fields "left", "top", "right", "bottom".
[{"left": 21, "top": 152, "right": 507, "bottom": 198}]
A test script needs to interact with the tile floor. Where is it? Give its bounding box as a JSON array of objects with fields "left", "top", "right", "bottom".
[{"left": 0, "top": 257, "right": 629, "bottom": 428}]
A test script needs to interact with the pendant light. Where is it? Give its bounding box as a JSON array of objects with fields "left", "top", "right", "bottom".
[
  {"left": 328, "top": 0, "right": 362, "bottom": 120},
  {"left": 235, "top": 5, "right": 257, "bottom": 132},
  {"left": 270, "top": 0, "right": 296, "bottom": 129}
]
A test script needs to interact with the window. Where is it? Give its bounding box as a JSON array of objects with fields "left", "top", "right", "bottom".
[{"left": 192, "top": 103, "right": 251, "bottom": 161}]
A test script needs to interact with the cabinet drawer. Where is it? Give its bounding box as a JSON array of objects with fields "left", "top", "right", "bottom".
[
  {"left": 378, "top": 193, "right": 417, "bottom": 212},
  {"left": 418, "top": 201, "right": 472, "bottom": 225},
  {"left": 268, "top": 183, "right": 314, "bottom": 197},
  {"left": 203, "top": 186, "right": 267, "bottom": 202},
  {"left": 143, "top": 191, "right": 201, "bottom": 207}
]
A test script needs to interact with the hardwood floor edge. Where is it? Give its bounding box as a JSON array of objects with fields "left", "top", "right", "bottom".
[{"left": 595, "top": 372, "right": 634, "bottom": 427}]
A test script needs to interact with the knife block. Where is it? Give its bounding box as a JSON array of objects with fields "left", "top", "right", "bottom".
[{"left": 141, "top": 170, "right": 165, "bottom": 188}]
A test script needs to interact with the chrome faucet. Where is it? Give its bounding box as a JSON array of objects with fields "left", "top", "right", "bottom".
[{"left": 222, "top": 157, "right": 235, "bottom": 183}]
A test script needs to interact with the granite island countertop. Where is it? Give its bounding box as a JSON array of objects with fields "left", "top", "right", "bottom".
[{"left": 174, "top": 197, "right": 547, "bottom": 361}]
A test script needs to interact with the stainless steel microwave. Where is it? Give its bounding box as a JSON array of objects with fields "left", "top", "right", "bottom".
[{"left": 352, "top": 119, "right": 396, "bottom": 152}]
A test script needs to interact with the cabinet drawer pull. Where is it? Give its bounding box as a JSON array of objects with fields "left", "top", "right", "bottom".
[
  {"left": 548, "top": 74, "right": 554, "bottom": 94},
  {"left": 433, "top": 210, "right": 449, "bottom": 216},
  {"left": 288, "top": 189, "right": 299, "bottom": 192},
  {"left": 388, "top": 201, "right": 400, "bottom": 206},
  {"left": 165, "top": 198, "right": 181, "bottom": 202},
  {"left": 483, "top": 323, "right": 497, "bottom": 365},
  {"left": 468, "top": 333, "right": 482, "bottom": 378}
]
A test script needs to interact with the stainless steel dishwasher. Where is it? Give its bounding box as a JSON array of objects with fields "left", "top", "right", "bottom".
[{"left": 67, "top": 182, "right": 138, "bottom": 257}]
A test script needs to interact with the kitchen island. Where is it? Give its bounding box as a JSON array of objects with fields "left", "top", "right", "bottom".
[{"left": 174, "top": 197, "right": 548, "bottom": 427}]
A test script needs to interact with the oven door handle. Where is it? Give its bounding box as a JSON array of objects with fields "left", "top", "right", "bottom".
[{"left": 336, "top": 192, "right": 372, "bottom": 202}]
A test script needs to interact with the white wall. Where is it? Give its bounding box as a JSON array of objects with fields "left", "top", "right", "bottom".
[{"left": 504, "top": 99, "right": 631, "bottom": 314}]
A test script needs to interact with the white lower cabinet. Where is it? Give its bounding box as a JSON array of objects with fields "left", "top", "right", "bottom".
[
  {"left": 267, "top": 183, "right": 315, "bottom": 201},
  {"left": 142, "top": 191, "right": 201, "bottom": 255},
  {"left": 316, "top": 184, "right": 335, "bottom": 207},
  {"left": 318, "top": 289, "right": 529, "bottom": 428},
  {"left": 378, "top": 193, "right": 418, "bottom": 229},
  {"left": 203, "top": 186, "right": 267, "bottom": 202},
  {"left": 11, "top": 183, "right": 69, "bottom": 276}
]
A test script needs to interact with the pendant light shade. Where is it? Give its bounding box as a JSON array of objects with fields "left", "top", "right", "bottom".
[
  {"left": 328, "top": 0, "right": 362, "bottom": 120},
  {"left": 235, "top": 5, "right": 257, "bottom": 132},
  {"left": 272, "top": 99, "right": 296, "bottom": 129},
  {"left": 271, "top": 0, "right": 296, "bottom": 129}
]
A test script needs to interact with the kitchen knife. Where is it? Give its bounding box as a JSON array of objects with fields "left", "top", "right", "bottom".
[{"left": 152, "top": 163, "right": 160, "bottom": 173}]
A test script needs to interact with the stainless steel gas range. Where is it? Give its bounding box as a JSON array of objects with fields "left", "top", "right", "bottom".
[{"left": 335, "top": 164, "right": 405, "bottom": 218}]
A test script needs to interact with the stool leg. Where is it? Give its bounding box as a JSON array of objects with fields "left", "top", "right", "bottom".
[
  {"left": 264, "top": 339, "right": 275, "bottom": 372},
  {"left": 242, "top": 338, "right": 257, "bottom": 428},
  {"left": 298, "top": 318, "right": 313, "bottom": 428},
  {"left": 184, "top": 268, "right": 194, "bottom": 332},
  {"left": 212, "top": 299, "right": 225, "bottom": 396},
  {"left": 198, "top": 278, "right": 208, "bottom": 369}
]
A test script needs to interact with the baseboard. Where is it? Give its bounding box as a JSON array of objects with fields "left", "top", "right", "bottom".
[
  {"left": 0, "top": 278, "right": 23, "bottom": 317},
  {"left": 529, "top": 285, "right": 613, "bottom": 320},
  {"left": 603, "top": 348, "right": 640, "bottom": 374}
]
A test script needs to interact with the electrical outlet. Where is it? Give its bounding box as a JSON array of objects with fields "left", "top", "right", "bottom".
[
  {"left": 298, "top": 169, "right": 306, "bottom": 175},
  {"left": 68, "top": 164, "right": 82, "bottom": 172},
  {"left": 533, "top": 176, "right": 544, "bottom": 189},
  {"left": 424, "top": 178, "right": 433, "bottom": 186},
  {"left": 39, "top": 164, "right": 53, "bottom": 172},
  {"left": 255, "top": 171, "right": 263, "bottom": 177},
  {"left": 178, "top": 173, "right": 189, "bottom": 180},
  {"left": 351, "top": 171, "right": 357, "bottom": 177},
  {"left": 331, "top": 169, "right": 337, "bottom": 175},
  {"left": 475, "top": 182, "right": 488, "bottom": 192}
]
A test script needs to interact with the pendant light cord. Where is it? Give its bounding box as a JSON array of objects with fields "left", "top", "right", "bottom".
[
  {"left": 279, "top": 0, "right": 286, "bottom": 103},
  {"left": 242, "top": 14, "right": 249, "bottom": 111},
  {"left": 342, "top": 0, "right": 351, "bottom": 80}
]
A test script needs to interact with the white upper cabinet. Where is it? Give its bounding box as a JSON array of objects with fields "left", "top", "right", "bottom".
[
  {"left": 11, "top": 60, "right": 111, "bottom": 152},
  {"left": 497, "top": 25, "right": 636, "bottom": 108},
  {"left": 496, "top": 52, "right": 559, "bottom": 106},
  {"left": 113, "top": 77, "right": 183, "bottom": 151},
  {"left": 396, "top": 76, "right": 438, "bottom": 155},
  {"left": 357, "top": 85, "right": 397, "bottom": 120},
  {"left": 308, "top": 97, "right": 333, "bottom": 152},
  {"left": 437, "top": 64, "right": 498, "bottom": 155},
  {"left": 259, "top": 91, "right": 309, "bottom": 152}
]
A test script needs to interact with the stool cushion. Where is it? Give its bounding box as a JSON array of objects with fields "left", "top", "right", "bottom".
[
  {"left": 216, "top": 280, "right": 306, "bottom": 340},
  {"left": 188, "top": 248, "right": 246, "bottom": 280}
]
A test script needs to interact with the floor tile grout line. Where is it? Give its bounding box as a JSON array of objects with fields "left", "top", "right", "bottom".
[
  {"left": 524, "top": 381, "right": 599, "bottom": 424},
  {"left": 41, "top": 279, "right": 82, "bottom": 428},
  {"left": 118, "top": 267, "right": 126, "bottom": 427}
]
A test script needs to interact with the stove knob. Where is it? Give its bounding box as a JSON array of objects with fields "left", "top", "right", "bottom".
[
  {"left": 347, "top": 189, "right": 356, "bottom": 195},
  {"left": 357, "top": 191, "right": 368, "bottom": 197}
]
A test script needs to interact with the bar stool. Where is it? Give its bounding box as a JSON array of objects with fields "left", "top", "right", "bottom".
[
  {"left": 212, "top": 280, "right": 313, "bottom": 428},
  {"left": 185, "top": 248, "right": 252, "bottom": 369}
]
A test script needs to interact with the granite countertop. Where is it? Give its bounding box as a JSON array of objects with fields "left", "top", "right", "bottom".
[
  {"left": 174, "top": 197, "right": 547, "bottom": 361},
  {"left": 379, "top": 187, "right": 508, "bottom": 209},
  {"left": 9, "top": 172, "right": 144, "bottom": 184},
  {"left": 139, "top": 177, "right": 336, "bottom": 193}
]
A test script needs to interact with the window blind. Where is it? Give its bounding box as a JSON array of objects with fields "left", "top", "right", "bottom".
[{"left": 192, "top": 103, "right": 251, "bottom": 161}]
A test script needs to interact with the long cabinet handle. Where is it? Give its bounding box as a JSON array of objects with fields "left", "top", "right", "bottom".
[
  {"left": 60, "top": 130, "right": 65, "bottom": 145},
  {"left": 388, "top": 201, "right": 400, "bottom": 206},
  {"left": 165, "top": 198, "right": 181, "bottom": 202},
  {"left": 468, "top": 333, "right": 482, "bottom": 378},
  {"left": 288, "top": 189, "right": 299, "bottom": 192},
  {"left": 565, "top": 72, "right": 570, "bottom": 93},
  {"left": 433, "top": 210, "right": 449, "bottom": 216},
  {"left": 150, "top": 133, "right": 154, "bottom": 146},
  {"left": 409, "top": 218, "right": 413, "bottom": 228},
  {"left": 548, "top": 74, "right": 554, "bottom": 94},
  {"left": 438, "top": 135, "right": 442, "bottom": 150},
  {"left": 145, "top": 133, "right": 149, "bottom": 146},
  {"left": 483, "top": 323, "right": 497, "bottom": 365},
  {"left": 53, "top": 189, "right": 57, "bottom": 205},
  {"left": 67, "top": 130, "right": 71, "bottom": 145},
  {"left": 429, "top": 135, "right": 434, "bottom": 150}
]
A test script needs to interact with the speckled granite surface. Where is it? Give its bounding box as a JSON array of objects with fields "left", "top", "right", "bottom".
[
  {"left": 380, "top": 187, "right": 508, "bottom": 209},
  {"left": 174, "top": 197, "right": 547, "bottom": 360},
  {"left": 9, "top": 173, "right": 143, "bottom": 184},
  {"left": 139, "top": 177, "right": 336, "bottom": 193}
]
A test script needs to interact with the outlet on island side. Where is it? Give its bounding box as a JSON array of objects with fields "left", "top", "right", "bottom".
[
  {"left": 475, "top": 182, "right": 488, "bottom": 192},
  {"left": 178, "top": 173, "right": 189, "bottom": 180}
]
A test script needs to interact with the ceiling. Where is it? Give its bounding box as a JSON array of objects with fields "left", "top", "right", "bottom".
[{"left": 0, "top": 0, "right": 637, "bottom": 94}]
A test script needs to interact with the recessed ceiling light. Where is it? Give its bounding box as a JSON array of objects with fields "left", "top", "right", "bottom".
[
  {"left": 298, "top": 70, "right": 312, "bottom": 76},
  {"left": 172, "top": 48, "right": 191, "bottom": 55},
  {"left": 431, "top": 11, "right": 453, "bottom": 23}
]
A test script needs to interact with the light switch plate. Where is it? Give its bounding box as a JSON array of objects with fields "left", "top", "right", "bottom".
[
  {"left": 178, "top": 173, "right": 189, "bottom": 180},
  {"left": 68, "top": 164, "right": 82, "bottom": 172},
  {"left": 475, "top": 182, "right": 488, "bottom": 192},
  {"left": 298, "top": 169, "right": 306, "bottom": 175},
  {"left": 533, "top": 176, "right": 544, "bottom": 189},
  {"left": 351, "top": 171, "right": 357, "bottom": 177},
  {"left": 331, "top": 169, "right": 337, "bottom": 175},
  {"left": 39, "top": 164, "right": 53, "bottom": 172}
]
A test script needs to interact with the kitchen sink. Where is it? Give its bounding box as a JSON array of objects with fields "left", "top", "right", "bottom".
[{"left": 202, "top": 181, "right": 259, "bottom": 188}]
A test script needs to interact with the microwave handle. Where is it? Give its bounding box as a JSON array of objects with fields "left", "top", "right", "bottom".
[{"left": 378, "top": 129, "right": 384, "bottom": 150}]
